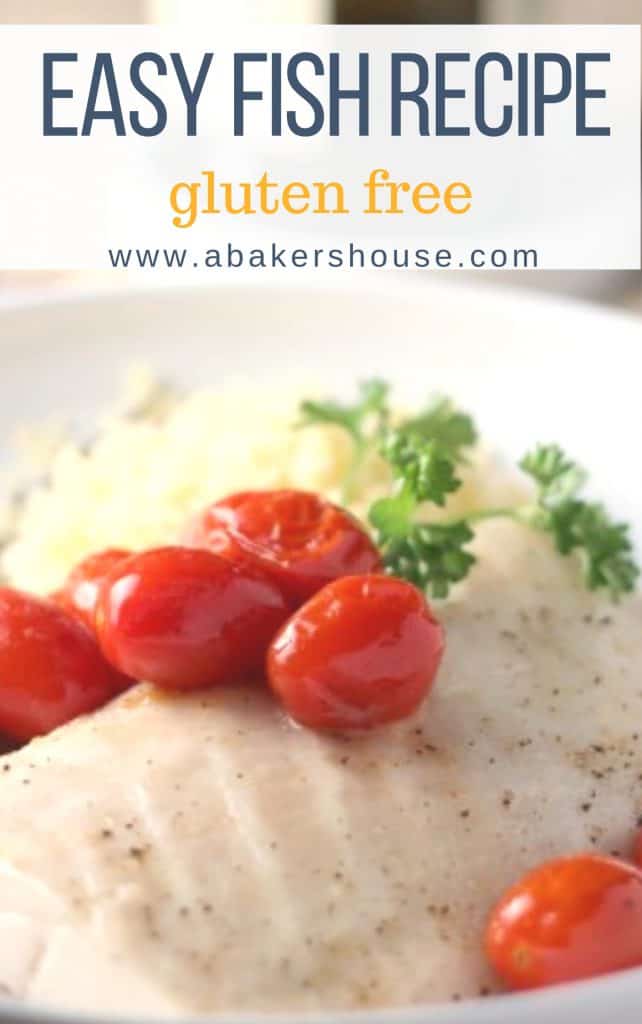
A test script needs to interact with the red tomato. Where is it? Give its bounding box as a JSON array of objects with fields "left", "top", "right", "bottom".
[
  {"left": 183, "top": 490, "right": 382, "bottom": 605},
  {"left": 485, "top": 854, "right": 642, "bottom": 990},
  {"left": 266, "top": 574, "right": 444, "bottom": 730},
  {"left": 54, "top": 548, "right": 132, "bottom": 631},
  {"left": 0, "top": 588, "right": 130, "bottom": 741},
  {"left": 96, "top": 546, "right": 290, "bottom": 691}
]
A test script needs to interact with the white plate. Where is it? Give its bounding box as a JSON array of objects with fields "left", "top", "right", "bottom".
[
  {"left": 1, "top": 276, "right": 640, "bottom": 544},
  {"left": 0, "top": 275, "right": 641, "bottom": 1024}
]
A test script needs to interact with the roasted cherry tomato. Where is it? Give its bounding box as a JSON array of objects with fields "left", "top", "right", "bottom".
[
  {"left": 53, "top": 548, "right": 132, "bottom": 632},
  {"left": 96, "top": 546, "right": 290, "bottom": 691},
  {"left": 485, "top": 854, "right": 642, "bottom": 990},
  {"left": 0, "top": 588, "right": 130, "bottom": 741},
  {"left": 266, "top": 574, "right": 444, "bottom": 730},
  {"left": 183, "top": 490, "right": 382, "bottom": 605}
]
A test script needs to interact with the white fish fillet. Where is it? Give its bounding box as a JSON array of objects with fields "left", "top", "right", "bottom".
[{"left": 0, "top": 520, "right": 641, "bottom": 1016}]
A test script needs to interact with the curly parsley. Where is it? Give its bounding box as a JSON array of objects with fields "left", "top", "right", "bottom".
[{"left": 300, "top": 382, "right": 639, "bottom": 601}]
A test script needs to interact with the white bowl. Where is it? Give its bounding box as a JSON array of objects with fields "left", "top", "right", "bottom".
[{"left": 0, "top": 275, "right": 641, "bottom": 1024}]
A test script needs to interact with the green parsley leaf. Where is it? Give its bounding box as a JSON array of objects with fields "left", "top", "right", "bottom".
[
  {"left": 368, "top": 489, "right": 417, "bottom": 541},
  {"left": 381, "top": 432, "right": 461, "bottom": 507},
  {"left": 366, "top": 393, "right": 479, "bottom": 597},
  {"left": 377, "top": 521, "right": 476, "bottom": 600},
  {"left": 550, "top": 501, "right": 638, "bottom": 598},
  {"left": 399, "top": 396, "right": 478, "bottom": 461},
  {"left": 520, "top": 444, "right": 587, "bottom": 507},
  {"left": 299, "top": 378, "right": 389, "bottom": 443},
  {"left": 520, "top": 443, "right": 638, "bottom": 599}
]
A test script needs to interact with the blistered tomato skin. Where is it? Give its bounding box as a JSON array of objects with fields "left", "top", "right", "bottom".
[
  {"left": 485, "top": 854, "right": 642, "bottom": 990},
  {"left": 54, "top": 548, "right": 132, "bottom": 632},
  {"left": 96, "top": 546, "right": 291, "bottom": 691},
  {"left": 0, "top": 588, "right": 130, "bottom": 741},
  {"left": 266, "top": 574, "right": 444, "bottom": 731},
  {"left": 183, "top": 490, "right": 382, "bottom": 605}
]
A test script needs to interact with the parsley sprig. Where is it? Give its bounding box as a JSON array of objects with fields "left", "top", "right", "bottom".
[
  {"left": 517, "top": 445, "right": 639, "bottom": 598},
  {"left": 300, "top": 382, "right": 639, "bottom": 601}
]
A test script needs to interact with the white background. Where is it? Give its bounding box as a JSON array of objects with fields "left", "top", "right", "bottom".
[{"left": 0, "top": 24, "right": 639, "bottom": 270}]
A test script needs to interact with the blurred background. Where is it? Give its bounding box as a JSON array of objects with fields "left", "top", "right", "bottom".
[{"left": 0, "top": 0, "right": 639, "bottom": 315}]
